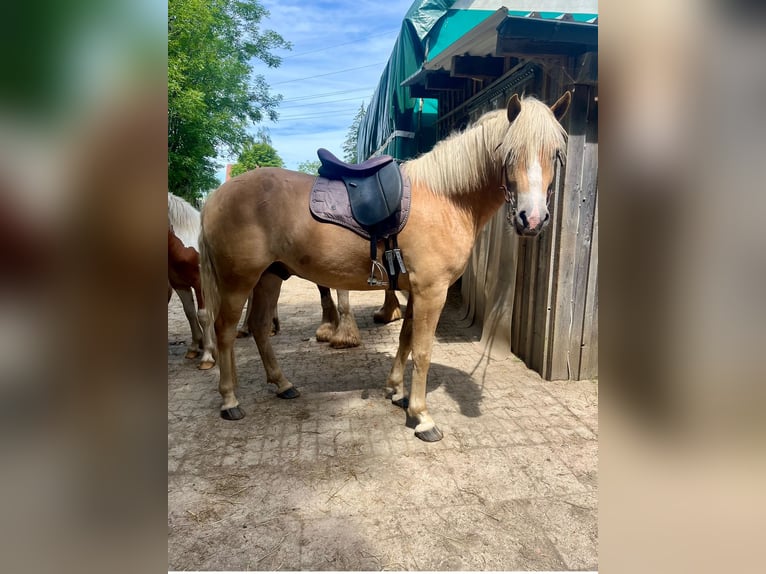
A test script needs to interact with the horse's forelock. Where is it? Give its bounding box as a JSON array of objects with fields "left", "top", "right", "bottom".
[{"left": 506, "top": 97, "right": 567, "bottom": 168}]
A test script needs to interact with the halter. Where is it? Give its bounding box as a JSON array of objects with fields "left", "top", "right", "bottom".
[{"left": 499, "top": 147, "right": 566, "bottom": 225}]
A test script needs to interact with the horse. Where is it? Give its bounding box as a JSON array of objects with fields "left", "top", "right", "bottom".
[
  {"left": 168, "top": 193, "right": 215, "bottom": 369},
  {"left": 199, "top": 93, "right": 570, "bottom": 441},
  {"left": 315, "top": 287, "right": 403, "bottom": 347}
]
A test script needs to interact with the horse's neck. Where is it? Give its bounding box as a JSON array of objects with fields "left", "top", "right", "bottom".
[
  {"left": 404, "top": 145, "right": 507, "bottom": 235},
  {"left": 445, "top": 173, "right": 508, "bottom": 237}
]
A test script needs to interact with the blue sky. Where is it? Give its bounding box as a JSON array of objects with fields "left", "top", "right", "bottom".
[{"left": 218, "top": 0, "right": 415, "bottom": 177}]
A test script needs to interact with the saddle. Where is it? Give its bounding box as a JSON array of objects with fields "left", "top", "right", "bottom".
[
  {"left": 314, "top": 148, "right": 408, "bottom": 289},
  {"left": 317, "top": 148, "right": 402, "bottom": 227}
]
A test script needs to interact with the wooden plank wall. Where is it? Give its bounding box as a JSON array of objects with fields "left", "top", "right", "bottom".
[
  {"left": 441, "top": 53, "right": 598, "bottom": 381},
  {"left": 511, "top": 82, "right": 598, "bottom": 380}
]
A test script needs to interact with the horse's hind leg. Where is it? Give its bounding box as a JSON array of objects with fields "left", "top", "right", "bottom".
[
  {"left": 374, "top": 290, "right": 404, "bottom": 323},
  {"left": 315, "top": 285, "right": 339, "bottom": 342},
  {"left": 248, "top": 272, "right": 299, "bottom": 399},
  {"left": 237, "top": 290, "right": 254, "bottom": 338},
  {"left": 385, "top": 295, "right": 413, "bottom": 405},
  {"left": 329, "top": 289, "right": 361, "bottom": 348},
  {"left": 193, "top": 284, "right": 215, "bottom": 370},
  {"left": 176, "top": 287, "right": 203, "bottom": 359},
  {"left": 215, "top": 288, "right": 251, "bottom": 420}
]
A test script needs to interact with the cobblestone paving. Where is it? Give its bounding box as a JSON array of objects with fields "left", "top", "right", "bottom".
[{"left": 168, "top": 277, "right": 598, "bottom": 571}]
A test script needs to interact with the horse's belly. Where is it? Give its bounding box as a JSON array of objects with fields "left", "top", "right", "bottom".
[{"left": 280, "top": 224, "right": 410, "bottom": 291}]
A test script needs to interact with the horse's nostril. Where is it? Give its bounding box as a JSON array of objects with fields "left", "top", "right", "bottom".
[
  {"left": 544, "top": 212, "right": 550, "bottom": 223},
  {"left": 518, "top": 211, "right": 528, "bottom": 227}
]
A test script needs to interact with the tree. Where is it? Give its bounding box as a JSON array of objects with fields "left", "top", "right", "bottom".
[
  {"left": 296, "top": 160, "right": 320, "bottom": 175},
  {"left": 342, "top": 103, "right": 367, "bottom": 163},
  {"left": 168, "top": 0, "right": 290, "bottom": 202},
  {"left": 230, "top": 135, "right": 284, "bottom": 177}
]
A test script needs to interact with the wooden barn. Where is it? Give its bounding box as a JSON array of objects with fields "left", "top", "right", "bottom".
[{"left": 358, "top": 0, "right": 598, "bottom": 380}]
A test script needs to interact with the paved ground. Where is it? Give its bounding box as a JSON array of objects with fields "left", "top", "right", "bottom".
[{"left": 168, "top": 277, "right": 598, "bottom": 571}]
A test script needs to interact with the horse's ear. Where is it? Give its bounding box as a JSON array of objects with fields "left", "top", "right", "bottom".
[
  {"left": 550, "top": 91, "right": 572, "bottom": 122},
  {"left": 506, "top": 94, "right": 522, "bottom": 124}
]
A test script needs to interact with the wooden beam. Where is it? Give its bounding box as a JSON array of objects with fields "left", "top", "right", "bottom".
[
  {"left": 425, "top": 72, "right": 469, "bottom": 92},
  {"left": 497, "top": 39, "right": 590, "bottom": 57},
  {"left": 578, "top": 192, "right": 598, "bottom": 379},
  {"left": 566, "top": 92, "right": 598, "bottom": 379},
  {"left": 451, "top": 55, "right": 505, "bottom": 80},
  {"left": 408, "top": 84, "right": 436, "bottom": 99}
]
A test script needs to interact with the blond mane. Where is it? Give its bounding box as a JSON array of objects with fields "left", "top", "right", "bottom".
[
  {"left": 168, "top": 192, "right": 201, "bottom": 249},
  {"left": 403, "top": 96, "right": 566, "bottom": 196}
]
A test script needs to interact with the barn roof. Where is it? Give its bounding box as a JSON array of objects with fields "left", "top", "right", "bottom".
[{"left": 357, "top": 1, "right": 598, "bottom": 160}]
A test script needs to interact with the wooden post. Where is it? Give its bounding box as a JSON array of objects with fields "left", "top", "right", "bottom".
[{"left": 545, "top": 84, "right": 590, "bottom": 380}]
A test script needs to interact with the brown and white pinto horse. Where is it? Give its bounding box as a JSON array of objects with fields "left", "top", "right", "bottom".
[
  {"left": 168, "top": 193, "right": 215, "bottom": 369},
  {"left": 199, "top": 93, "right": 570, "bottom": 441}
]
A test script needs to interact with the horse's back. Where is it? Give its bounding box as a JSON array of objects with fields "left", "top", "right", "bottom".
[
  {"left": 201, "top": 167, "right": 380, "bottom": 290},
  {"left": 201, "top": 167, "right": 316, "bottom": 264}
]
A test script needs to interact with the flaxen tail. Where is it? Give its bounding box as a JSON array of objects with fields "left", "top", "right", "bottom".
[{"left": 198, "top": 212, "right": 220, "bottom": 330}]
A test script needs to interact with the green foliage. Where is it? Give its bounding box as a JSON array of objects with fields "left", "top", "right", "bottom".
[
  {"left": 296, "top": 160, "right": 320, "bottom": 175},
  {"left": 230, "top": 137, "right": 284, "bottom": 177},
  {"left": 342, "top": 103, "right": 367, "bottom": 163},
  {"left": 168, "top": 0, "right": 290, "bottom": 202}
]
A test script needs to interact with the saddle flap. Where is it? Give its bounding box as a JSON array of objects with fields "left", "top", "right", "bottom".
[
  {"left": 344, "top": 162, "right": 403, "bottom": 227},
  {"left": 317, "top": 148, "right": 394, "bottom": 179}
]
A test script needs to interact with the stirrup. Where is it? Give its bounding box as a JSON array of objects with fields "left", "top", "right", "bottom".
[{"left": 367, "top": 260, "right": 388, "bottom": 287}]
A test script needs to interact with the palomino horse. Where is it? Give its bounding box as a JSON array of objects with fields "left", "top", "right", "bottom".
[
  {"left": 168, "top": 193, "right": 215, "bottom": 369},
  {"left": 200, "top": 93, "right": 570, "bottom": 441}
]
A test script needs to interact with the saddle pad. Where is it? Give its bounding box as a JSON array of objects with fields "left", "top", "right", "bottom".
[{"left": 309, "top": 167, "right": 411, "bottom": 240}]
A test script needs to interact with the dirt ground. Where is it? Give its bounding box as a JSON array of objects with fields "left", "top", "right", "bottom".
[{"left": 168, "top": 277, "right": 598, "bottom": 571}]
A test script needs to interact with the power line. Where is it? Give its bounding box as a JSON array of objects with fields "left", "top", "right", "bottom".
[
  {"left": 277, "top": 109, "right": 360, "bottom": 121},
  {"left": 281, "top": 29, "right": 399, "bottom": 59},
  {"left": 280, "top": 95, "right": 369, "bottom": 110},
  {"left": 281, "top": 87, "right": 374, "bottom": 103},
  {"left": 270, "top": 62, "right": 386, "bottom": 86}
]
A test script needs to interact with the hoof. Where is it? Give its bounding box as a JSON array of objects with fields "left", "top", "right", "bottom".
[
  {"left": 198, "top": 360, "right": 215, "bottom": 370},
  {"left": 315, "top": 323, "right": 334, "bottom": 343},
  {"left": 391, "top": 395, "right": 409, "bottom": 409},
  {"left": 236, "top": 329, "right": 250, "bottom": 339},
  {"left": 329, "top": 337, "right": 361, "bottom": 349},
  {"left": 277, "top": 387, "right": 300, "bottom": 399},
  {"left": 373, "top": 304, "right": 403, "bottom": 324},
  {"left": 221, "top": 406, "right": 245, "bottom": 420},
  {"left": 184, "top": 349, "right": 201, "bottom": 359},
  {"left": 415, "top": 425, "right": 444, "bottom": 442}
]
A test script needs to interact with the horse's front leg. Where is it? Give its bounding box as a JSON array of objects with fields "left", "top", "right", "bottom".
[
  {"left": 405, "top": 287, "right": 448, "bottom": 442},
  {"left": 249, "top": 273, "right": 299, "bottom": 399}
]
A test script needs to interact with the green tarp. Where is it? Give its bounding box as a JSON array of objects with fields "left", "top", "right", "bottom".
[
  {"left": 357, "top": 1, "right": 598, "bottom": 161},
  {"left": 357, "top": 1, "right": 457, "bottom": 161}
]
